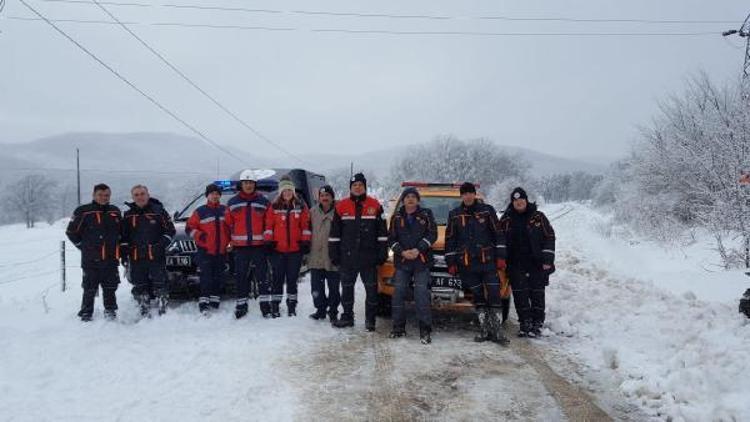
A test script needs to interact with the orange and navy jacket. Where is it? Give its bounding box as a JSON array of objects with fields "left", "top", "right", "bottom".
[
  {"left": 328, "top": 194, "right": 388, "bottom": 270},
  {"left": 66, "top": 201, "right": 122, "bottom": 269},
  {"left": 186, "top": 201, "right": 230, "bottom": 256},
  {"left": 121, "top": 198, "right": 176, "bottom": 264},
  {"left": 445, "top": 200, "right": 502, "bottom": 271},
  {"left": 388, "top": 205, "right": 438, "bottom": 271},
  {"left": 264, "top": 199, "right": 311, "bottom": 253},
  {"left": 225, "top": 191, "right": 270, "bottom": 247}
]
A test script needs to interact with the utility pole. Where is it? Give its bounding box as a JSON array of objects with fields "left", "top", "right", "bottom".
[
  {"left": 76, "top": 148, "right": 81, "bottom": 206},
  {"left": 723, "top": 12, "right": 750, "bottom": 82}
]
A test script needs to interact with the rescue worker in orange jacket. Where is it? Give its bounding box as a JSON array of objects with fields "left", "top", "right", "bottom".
[
  {"left": 264, "top": 177, "right": 311, "bottom": 317},
  {"left": 225, "top": 169, "right": 272, "bottom": 319},
  {"left": 186, "top": 184, "right": 231, "bottom": 314},
  {"left": 328, "top": 173, "right": 388, "bottom": 331}
]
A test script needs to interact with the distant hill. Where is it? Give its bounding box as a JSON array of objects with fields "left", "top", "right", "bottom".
[{"left": 0, "top": 132, "right": 614, "bottom": 224}]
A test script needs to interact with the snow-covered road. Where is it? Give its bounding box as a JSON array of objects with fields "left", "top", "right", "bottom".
[{"left": 2, "top": 203, "right": 750, "bottom": 421}]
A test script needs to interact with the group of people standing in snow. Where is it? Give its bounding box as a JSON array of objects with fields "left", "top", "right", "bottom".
[{"left": 66, "top": 170, "right": 555, "bottom": 345}]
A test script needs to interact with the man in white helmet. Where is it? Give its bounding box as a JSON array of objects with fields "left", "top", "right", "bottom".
[{"left": 225, "top": 169, "right": 272, "bottom": 318}]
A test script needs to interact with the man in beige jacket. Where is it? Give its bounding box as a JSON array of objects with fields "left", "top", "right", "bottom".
[{"left": 308, "top": 185, "right": 341, "bottom": 324}]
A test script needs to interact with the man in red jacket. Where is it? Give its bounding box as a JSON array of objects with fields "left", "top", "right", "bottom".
[
  {"left": 186, "top": 184, "right": 230, "bottom": 314},
  {"left": 226, "top": 169, "right": 272, "bottom": 319},
  {"left": 328, "top": 173, "right": 388, "bottom": 331}
]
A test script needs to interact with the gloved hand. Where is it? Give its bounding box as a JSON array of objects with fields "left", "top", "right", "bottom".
[
  {"left": 447, "top": 265, "right": 458, "bottom": 276},
  {"left": 496, "top": 258, "right": 507, "bottom": 271},
  {"left": 298, "top": 241, "right": 311, "bottom": 255}
]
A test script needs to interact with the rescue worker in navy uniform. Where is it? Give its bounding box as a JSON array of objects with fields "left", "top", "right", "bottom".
[
  {"left": 225, "top": 169, "right": 271, "bottom": 319},
  {"left": 328, "top": 173, "right": 388, "bottom": 331},
  {"left": 445, "top": 182, "right": 509, "bottom": 345},
  {"left": 120, "top": 185, "right": 176, "bottom": 317},
  {"left": 497, "top": 187, "right": 556, "bottom": 337},
  {"left": 387, "top": 187, "right": 438, "bottom": 344},
  {"left": 186, "top": 184, "right": 231, "bottom": 314},
  {"left": 307, "top": 185, "right": 341, "bottom": 323},
  {"left": 66, "top": 183, "right": 122, "bottom": 321}
]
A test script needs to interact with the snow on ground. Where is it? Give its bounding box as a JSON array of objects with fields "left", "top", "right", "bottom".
[
  {"left": 541, "top": 202, "right": 750, "bottom": 421},
  {"left": 3, "top": 203, "right": 750, "bottom": 422},
  {"left": 0, "top": 221, "right": 569, "bottom": 421}
]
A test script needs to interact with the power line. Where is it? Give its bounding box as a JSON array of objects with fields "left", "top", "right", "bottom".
[
  {"left": 7, "top": 16, "right": 721, "bottom": 37},
  {"left": 89, "top": 0, "right": 307, "bottom": 164},
  {"left": 16, "top": 0, "right": 252, "bottom": 168},
  {"left": 2, "top": 165, "right": 217, "bottom": 175},
  {"left": 37, "top": 0, "right": 740, "bottom": 25}
]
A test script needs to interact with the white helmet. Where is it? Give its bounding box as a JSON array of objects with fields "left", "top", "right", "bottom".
[{"left": 239, "top": 169, "right": 258, "bottom": 182}]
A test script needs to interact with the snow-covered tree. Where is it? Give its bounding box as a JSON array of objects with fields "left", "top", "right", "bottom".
[
  {"left": 619, "top": 74, "right": 750, "bottom": 266},
  {"left": 1, "top": 174, "right": 58, "bottom": 228}
]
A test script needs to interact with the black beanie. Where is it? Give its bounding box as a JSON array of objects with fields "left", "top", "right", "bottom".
[
  {"left": 459, "top": 182, "right": 476, "bottom": 195},
  {"left": 511, "top": 187, "right": 528, "bottom": 201},
  {"left": 401, "top": 187, "right": 421, "bottom": 201},
  {"left": 205, "top": 183, "right": 222, "bottom": 197},
  {"left": 319, "top": 185, "right": 335, "bottom": 199},
  {"left": 350, "top": 173, "right": 367, "bottom": 189}
]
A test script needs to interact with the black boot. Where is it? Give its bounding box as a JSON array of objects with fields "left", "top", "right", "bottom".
[
  {"left": 518, "top": 320, "right": 532, "bottom": 337},
  {"left": 309, "top": 309, "right": 327, "bottom": 320},
  {"left": 489, "top": 308, "right": 510, "bottom": 346},
  {"left": 287, "top": 301, "right": 297, "bottom": 317},
  {"left": 103, "top": 309, "right": 117, "bottom": 321},
  {"left": 389, "top": 325, "right": 406, "bottom": 338},
  {"left": 419, "top": 323, "right": 432, "bottom": 345},
  {"left": 365, "top": 319, "right": 376, "bottom": 332},
  {"left": 530, "top": 320, "right": 543, "bottom": 337},
  {"left": 137, "top": 294, "right": 151, "bottom": 318},
  {"left": 329, "top": 312, "right": 339, "bottom": 324},
  {"left": 234, "top": 303, "right": 248, "bottom": 319},
  {"left": 260, "top": 302, "right": 272, "bottom": 318},
  {"left": 333, "top": 313, "right": 354, "bottom": 328},
  {"left": 474, "top": 307, "right": 490, "bottom": 342},
  {"left": 157, "top": 295, "right": 168, "bottom": 316},
  {"left": 740, "top": 289, "right": 750, "bottom": 318},
  {"left": 271, "top": 302, "right": 281, "bottom": 318},
  {"left": 199, "top": 300, "right": 210, "bottom": 315},
  {"left": 79, "top": 313, "right": 92, "bottom": 322}
]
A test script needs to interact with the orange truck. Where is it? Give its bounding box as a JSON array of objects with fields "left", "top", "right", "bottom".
[{"left": 376, "top": 182, "right": 511, "bottom": 319}]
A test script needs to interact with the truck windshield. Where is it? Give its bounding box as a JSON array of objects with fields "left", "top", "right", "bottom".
[{"left": 393, "top": 196, "right": 461, "bottom": 226}]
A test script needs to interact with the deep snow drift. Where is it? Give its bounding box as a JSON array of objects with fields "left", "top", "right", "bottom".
[{"left": 542, "top": 202, "right": 750, "bottom": 421}]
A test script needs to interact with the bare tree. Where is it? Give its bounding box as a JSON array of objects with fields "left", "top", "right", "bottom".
[{"left": 1, "top": 174, "right": 58, "bottom": 228}]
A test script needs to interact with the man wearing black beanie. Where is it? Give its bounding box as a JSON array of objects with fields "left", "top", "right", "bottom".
[
  {"left": 445, "top": 181, "right": 509, "bottom": 345},
  {"left": 328, "top": 173, "right": 388, "bottom": 331},
  {"left": 497, "top": 187, "right": 556, "bottom": 338}
]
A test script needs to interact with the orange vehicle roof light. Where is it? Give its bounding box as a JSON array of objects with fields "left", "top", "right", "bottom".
[{"left": 401, "top": 181, "right": 481, "bottom": 189}]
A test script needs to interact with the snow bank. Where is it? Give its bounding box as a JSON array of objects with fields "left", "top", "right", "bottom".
[
  {"left": 0, "top": 221, "right": 340, "bottom": 421},
  {"left": 544, "top": 203, "right": 750, "bottom": 421}
]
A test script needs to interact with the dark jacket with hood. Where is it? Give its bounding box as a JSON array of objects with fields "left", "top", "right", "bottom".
[
  {"left": 496, "top": 202, "right": 556, "bottom": 273},
  {"left": 121, "top": 198, "right": 176, "bottom": 264}
]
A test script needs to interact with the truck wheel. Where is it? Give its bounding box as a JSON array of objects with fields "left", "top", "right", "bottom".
[{"left": 376, "top": 293, "right": 392, "bottom": 318}]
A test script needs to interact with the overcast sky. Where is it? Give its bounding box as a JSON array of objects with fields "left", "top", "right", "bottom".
[{"left": 1, "top": 0, "right": 748, "bottom": 162}]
